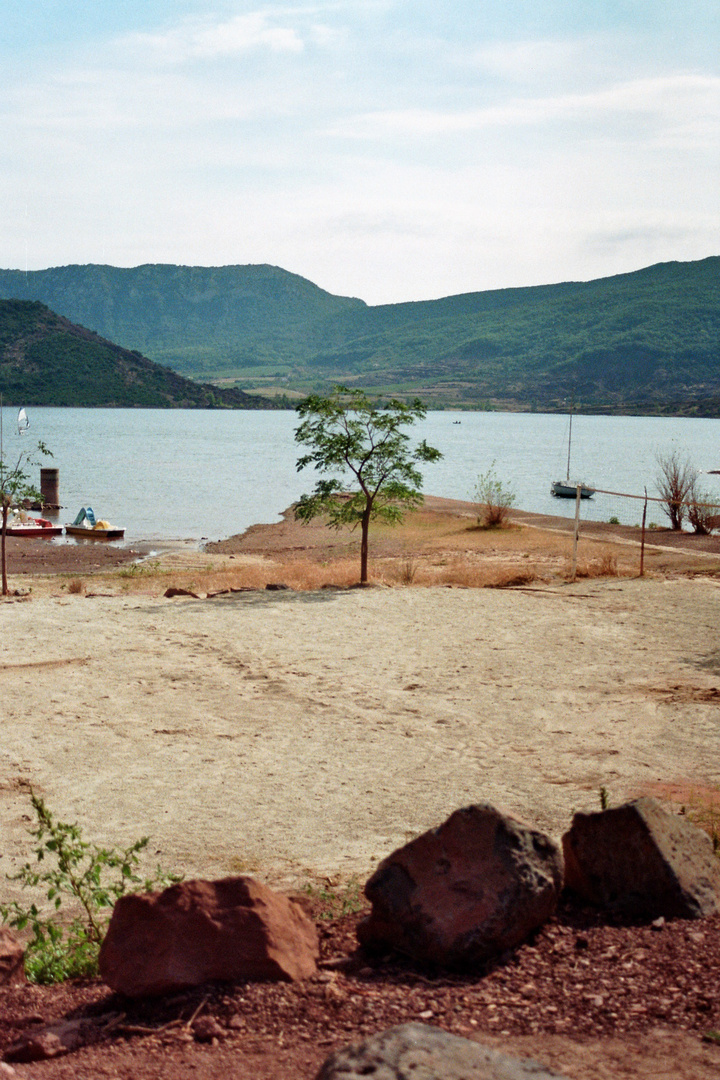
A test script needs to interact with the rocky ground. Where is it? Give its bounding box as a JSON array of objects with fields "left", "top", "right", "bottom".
[{"left": 2, "top": 895, "right": 720, "bottom": 1079}]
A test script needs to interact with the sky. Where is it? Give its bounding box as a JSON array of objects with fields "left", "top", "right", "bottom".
[{"left": 1, "top": 1, "right": 718, "bottom": 304}]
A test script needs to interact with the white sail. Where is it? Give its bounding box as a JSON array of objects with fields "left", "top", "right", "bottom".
[{"left": 17, "top": 408, "right": 29, "bottom": 435}]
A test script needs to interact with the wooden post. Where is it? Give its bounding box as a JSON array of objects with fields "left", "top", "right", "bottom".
[
  {"left": 640, "top": 487, "right": 648, "bottom": 577},
  {"left": 571, "top": 484, "right": 581, "bottom": 582}
]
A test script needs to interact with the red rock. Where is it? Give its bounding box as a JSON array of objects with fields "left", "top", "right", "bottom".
[
  {"left": 5, "top": 1021, "right": 84, "bottom": 1062},
  {"left": 0, "top": 928, "right": 25, "bottom": 986},
  {"left": 99, "top": 876, "right": 319, "bottom": 997},
  {"left": 357, "top": 804, "right": 563, "bottom": 967},
  {"left": 562, "top": 796, "right": 720, "bottom": 918}
]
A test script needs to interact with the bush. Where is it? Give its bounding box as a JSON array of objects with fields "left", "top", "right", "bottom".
[
  {"left": 655, "top": 450, "right": 695, "bottom": 530},
  {"left": 0, "top": 791, "right": 181, "bottom": 983},
  {"left": 472, "top": 462, "right": 516, "bottom": 528},
  {"left": 687, "top": 474, "right": 720, "bottom": 535}
]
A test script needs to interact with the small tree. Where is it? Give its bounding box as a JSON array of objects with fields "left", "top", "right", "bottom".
[
  {"left": 655, "top": 450, "right": 694, "bottom": 531},
  {"left": 687, "top": 473, "right": 720, "bottom": 535},
  {"left": 472, "top": 461, "right": 516, "bottom": 528},
  {"left": 294, "top": 386, "right": 442, "bottom": 584},
  {"left": 0, "top": 439, "right": 52, "bottom": 595}
]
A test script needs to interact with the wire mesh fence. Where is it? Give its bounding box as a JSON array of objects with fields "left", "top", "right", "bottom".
[{"left": 559, "top": 483, "right": 720, "bottom": 581}]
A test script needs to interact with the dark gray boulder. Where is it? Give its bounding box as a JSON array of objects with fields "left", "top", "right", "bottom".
[
  {"left": 315, "top": 1022, "right": 573, "bottom": 1080},
  {"left": 357, "top": 804, "right": 563, "bottom": 967},
  {"left": 562, "top": 796, "right": 720, "bottom": 918}
]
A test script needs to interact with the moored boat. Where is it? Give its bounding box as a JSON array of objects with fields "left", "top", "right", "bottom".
[
  {"left": 6, "top": 514, "right": 63, "bottom": 537},
  {"left": 551, "top": 409, "right": 595, "bottom": 499},
  {"left": 64, "top": 506, "right": 125, "bottom": 539},
  {"left": 551, "top": 480, "right": 595, "bottom": 499}
]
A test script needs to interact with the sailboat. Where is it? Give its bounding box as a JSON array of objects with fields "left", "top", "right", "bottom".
[
  {"left": 551, "top": 410, "right": 595, "bottom": 499},
  {"left": 17, "top": 408, "right": 29, "bottom": 435}
]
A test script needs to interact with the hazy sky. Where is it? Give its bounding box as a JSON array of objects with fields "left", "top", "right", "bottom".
[{"left": 2, "top": 1, "right": 718, "bottom": 303}]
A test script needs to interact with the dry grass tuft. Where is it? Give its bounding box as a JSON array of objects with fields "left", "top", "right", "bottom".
[
  {"left": 67, "top": 578, "right": 85, "bottom": 595},
  {"left": 571, "top": 549, "right": 621, "bottom": 580}
]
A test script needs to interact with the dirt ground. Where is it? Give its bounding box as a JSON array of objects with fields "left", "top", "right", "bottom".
[{"left": 1, "top": 500, "right": 720, "bottom": 1078}]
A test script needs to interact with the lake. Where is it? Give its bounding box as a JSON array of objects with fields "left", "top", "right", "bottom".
[{"left": 1, "top": 407, "right": 719, "bottom": 544}]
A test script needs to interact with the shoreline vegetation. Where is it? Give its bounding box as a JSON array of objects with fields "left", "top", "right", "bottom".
[{"left": 3, "top": 495, "right": 720, "bottom": 595}]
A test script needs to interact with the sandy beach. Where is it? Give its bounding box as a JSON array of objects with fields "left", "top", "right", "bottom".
[{"left": 2, "top": 563, "right": 719, "bottom": 892}]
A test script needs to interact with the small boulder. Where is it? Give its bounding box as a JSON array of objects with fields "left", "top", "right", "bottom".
[
  {"left": 0, "top": 928, "right": 25, "bottom": 986},
  {"left": 315, "top": 1022, "right": 572, "bottom": 1080},
  {"left": 357, "top": 804, "right": 563, "bottom": 967},
  {"left": 99, "top": 876, "right": 319, "bottom": 997},
  {"left": 562, "top": 796, "right": 720, "bottom": 918},
  {"left": 5, "top": 1020, "right": 85, "bottom": 1063}
]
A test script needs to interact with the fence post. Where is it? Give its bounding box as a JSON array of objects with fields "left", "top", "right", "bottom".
[
  {"left": 640, "top": 487, "right": 648, "bottom": 577},
  {"left": 571, "top": 484, "right": 581, "bottom": 582}
]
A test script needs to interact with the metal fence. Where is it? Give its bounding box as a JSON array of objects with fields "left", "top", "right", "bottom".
[{"left": 565, "top": 484, "right": 720, "bottom": 581}]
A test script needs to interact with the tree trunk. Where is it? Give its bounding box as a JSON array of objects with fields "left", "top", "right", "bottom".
[
  {"left": 1, "top": 504, "right": 8, "bottom": 597},
  {"left": 360, "top": 506, "right": 371, "bottom": 584}
]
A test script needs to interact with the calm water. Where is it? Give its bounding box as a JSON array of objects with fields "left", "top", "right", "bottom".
[{"left": 1, "top": 407, "right": 719, "bottom": 544}]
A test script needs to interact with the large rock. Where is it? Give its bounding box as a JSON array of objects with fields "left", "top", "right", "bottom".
[
  {"left": 562, "top": 796, "right": 720, "bottom": 918},
  {"left": 315, "top": 1022, "right": 572, "bottom": 1080},
  {"left": 99, "top": 876, "right": 319, "bottom": 997},
  {"left": 357, "top": 804, "right": 563, "bottom": 967},
  {"left": 0, "top": 928, "right": 25, "bottom": 986}
]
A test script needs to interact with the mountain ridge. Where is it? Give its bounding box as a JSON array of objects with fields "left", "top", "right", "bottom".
[
  {"left": 0, "top": 299, "right": 276, "bottom": 408},
  {"left": 0, "top": 257, "right": 717, "bottom": 413}
]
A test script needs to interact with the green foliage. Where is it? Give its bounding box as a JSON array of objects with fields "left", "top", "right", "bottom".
[
  {"left": 303, "top": 877, "right": 364, "bottom": 921},
  {"left": 599, "top": 786, "right": 610, "bottom": 811},
  {"left": 294, "top": 386, "right": 442, "bottom": 582},
  {"left": 0, "top": 791, "right": 180, "bottom": 983},
  {"left": 0, "top": 436, "right": 53, "bottom": 595},
  {"left": 608, "top": 516, "right": 620, "bottom": 525},
  {"left": 0, "top": 300, "right": 275, "bottom": 409},
  {"left": 1, "top": 258, "right": 718, "bottom": 412},
  {"left": 472, "top": 461, "right": 516, "bottom": 528}
]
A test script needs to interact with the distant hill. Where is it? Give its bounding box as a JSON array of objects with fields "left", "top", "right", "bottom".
[
  {"left": 0, "top": 300, "right": 273, "bottom": 408},
  {"left": 0, "top": 258, "right": 717, "bottom": 413}
]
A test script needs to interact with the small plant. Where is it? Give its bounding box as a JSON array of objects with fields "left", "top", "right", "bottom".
[
  {"left": 400, "top": 555, "right": 418, "bottom": 585},
  {"left": 67, "top": 578, "right": 84, "bottom": 595},
  {"left": 303, "top": 877, "right": 364, "bottom": 921},
  {"left": 599, "top": 786, "right": 610, "bottom": 810},
  {"left": 1, "top": 791, "right": 181, "bottom": 983},
  {"left": 472, "top": 461, "right": 516, "bottom": 528},
  {"left": 608, "top": 516, "right": 620, "bottom": 525}
]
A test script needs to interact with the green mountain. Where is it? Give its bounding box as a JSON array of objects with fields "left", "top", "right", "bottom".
[
  {"left": 0, "top": 258, "right": 717, "bottom": 413},
  {"left": 0, "top": 300, "right": 273, "bottom": 408}
]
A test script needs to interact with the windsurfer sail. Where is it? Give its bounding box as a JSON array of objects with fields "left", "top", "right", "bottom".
[{"left": 17, "top": 408, "right": 29, "bottom": 435}]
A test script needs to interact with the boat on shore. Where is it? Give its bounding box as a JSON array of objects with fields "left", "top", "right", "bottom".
[
  {"left": 5, "top": 514, "right": 63, "bottom": 537},
  {"left": 64, "top": 506, "right": 125, "bottom": 540},
  {"left": 551, "top": 410, "right": 595, "bottom": 499}
]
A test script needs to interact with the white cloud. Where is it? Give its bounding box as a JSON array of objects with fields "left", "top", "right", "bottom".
[
  {"left": 122, "top": 12, "right": 315, "bottom": 63},
  {"left": 337, "top": 74, "right": 720, "bottom": 144},
  {"left": 467, "top": 39, "right": 582, "bottom": 81}
]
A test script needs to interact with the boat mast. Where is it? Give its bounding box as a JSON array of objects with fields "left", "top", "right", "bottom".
[{"left": 566, "top": 410, "right": 573, "bottom": 482}]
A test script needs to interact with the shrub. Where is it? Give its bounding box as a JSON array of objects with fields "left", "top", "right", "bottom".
[
  {"left": 655, "top": 450, "right": 695, "bottom": 530},
  {"left": 1, "top": 791, "right": 181, "bottom": 983},
  {"left": 686, "top": 475, "right": 720, "bottom": 536},
  {"left": 472, "top": 462, "right": 516, "bottom": 528}
]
